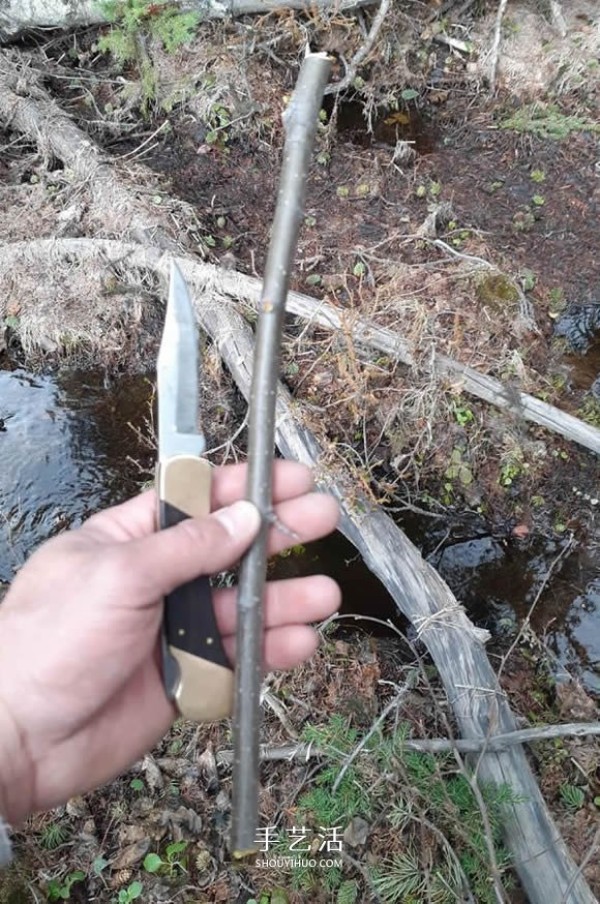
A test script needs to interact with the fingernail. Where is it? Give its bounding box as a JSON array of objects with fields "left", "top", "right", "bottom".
[{"left": 214, "top": 500, "right": 261, "bottom": 539}]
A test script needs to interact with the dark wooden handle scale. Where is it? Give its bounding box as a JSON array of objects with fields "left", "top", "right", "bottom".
[{"left": 158, "top": 456, "right": 234, "bottom": 722}]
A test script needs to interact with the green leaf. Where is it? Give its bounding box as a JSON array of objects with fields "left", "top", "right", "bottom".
[
  {"left": 129, "top": 778, "right": 144, "bottom": 792},
  {"left": 92, "top": 856, "right": 109, "bottom": 875},
  {"left": 166, "top": 840, "right": 188, "bottom": 857},
  {"left": 401, "top": 88, "right": 418, "bottom": 101},
  {"left": 143, "top": 852, "right": 164, "bottom": 873},
  {"left": 353, "top": 261, "right": 366, "bottom": 278},
  {"left": 4, "top": 315, "right": 19, "bottom": 330},
  {"left": 127, "top": 881, "right": 143, "bottom": 899},
  {"left": 271, "top": 889, "right": 290, "bottom": 904}
]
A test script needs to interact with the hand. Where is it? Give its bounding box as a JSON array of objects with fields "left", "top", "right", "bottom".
[{"left": 0, "top": 461, "right": 340, "bottom": 825}]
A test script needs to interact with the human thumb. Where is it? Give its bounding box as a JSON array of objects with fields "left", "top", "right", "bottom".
[{"left": 118, "top": 500, "right": 261, "bottom": 600}]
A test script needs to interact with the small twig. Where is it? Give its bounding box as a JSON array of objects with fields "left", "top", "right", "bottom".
[
  {"left": 324, "top": 0, "right": 391, "bottom": 96},
  {"left": 496, "top": 537, "right": 575, "bottom": 685},
  {"left": 216, "top": 721, "right": 600, "bottom": 764},
  {"left": 114, "top": 119, "right": 170, "bottom": 161},
  {"left": 489, "top": 0, "right": 509, "bottom": 91},
  {"left": 561, "top": 826, "right": 600, "bottom": 904}
]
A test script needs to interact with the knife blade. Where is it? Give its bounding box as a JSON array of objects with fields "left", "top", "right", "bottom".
[{"left": 156, "top": 261, "right": 233, "bottom": 722}]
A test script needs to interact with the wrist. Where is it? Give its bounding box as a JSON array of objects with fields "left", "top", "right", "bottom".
[{"left": 0, "top": 678, "right": 34, "bottom": 827}]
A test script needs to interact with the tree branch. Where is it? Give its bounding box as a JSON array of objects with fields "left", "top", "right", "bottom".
[{"left": 231, "top": 49, "right": 331, "bottom": 858}]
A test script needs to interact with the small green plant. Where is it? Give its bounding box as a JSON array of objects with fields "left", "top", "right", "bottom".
[
  {"left": 445, "top": 447, "right": 474, "bottom": 487},
  {"left": 98, "top": 1, "right": 199, "bottom": 112},
  {"left": 39, "top": 820, "right": 70, "bottom": 850},
  {"left": 130, "top": 777, "right": 144, "bottom": 792},
  {"left": 560, "top": 784, "right": 585, "bottom": 810},
  {"left": 453, "top": 404, "right": 474, "bottom": 427},
  {"left": 143, "top": 841, "right": 188, "bottom": 878},
  {"left": 501, "top": 103, "right": 600, "bottom": 140},
  {"left": 530, "top": 169, "right": 545, "bottom": 183},
  {"left": 46, "top": 870, "right": 85, "bottom": 901},
  {"left": 578, "top": 396, "right": 600, "bottom": 427},
  {"left": 115, "top": 881, "right": 143, "bottom": 903}
]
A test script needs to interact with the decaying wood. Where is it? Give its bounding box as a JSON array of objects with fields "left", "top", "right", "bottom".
[
  {"left": 0, "top": 235, "right": 594, "bottom": 900},
  {"left": 3, "top": 232, "right": 599, "bottom": 458},
  {"left": 0, "top": 0, "right": 376, "bottom": 42},
  {"left": 0, "top": 51, "right": 175, "bottom": 248}
]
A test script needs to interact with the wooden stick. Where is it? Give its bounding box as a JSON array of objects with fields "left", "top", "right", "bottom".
[{"left": 230, "top": 50, "right": 331, "bottom": 858}]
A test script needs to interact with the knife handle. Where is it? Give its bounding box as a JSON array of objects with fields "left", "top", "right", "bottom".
[{"left": 157, "top": 455, "right": 234, "bottom": 722}]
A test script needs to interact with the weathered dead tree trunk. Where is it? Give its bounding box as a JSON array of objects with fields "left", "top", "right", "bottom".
[
  {"left": 0, "top": 237, "right": 596, "bottom": 902},
  {"left": 177, "top": 253, "right": 600, "bottom": 904},
  {"left": 0, "top": 0, "right": 375, "bottom": 42}
]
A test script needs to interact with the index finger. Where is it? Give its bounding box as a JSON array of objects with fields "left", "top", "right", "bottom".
[{"left": 84, "top": 460, "right": 315, "bottom": 541}]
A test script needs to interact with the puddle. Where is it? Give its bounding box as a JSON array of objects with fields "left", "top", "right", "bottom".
[
  {"left": 323, "top": 97, "right": 439, "bottom": 154},
  {"left": 0, "top": 367, "right": 153, "bottom": 581},
  {"left": 407, "top": 513, "right": 600, "bottom": 693}
]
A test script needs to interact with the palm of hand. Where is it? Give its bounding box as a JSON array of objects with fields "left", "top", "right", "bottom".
[{"left": 0, "top": 462, "right": 339, "bottom": 823}]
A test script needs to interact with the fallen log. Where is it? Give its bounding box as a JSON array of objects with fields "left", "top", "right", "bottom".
[
  {"left": 0, "top": 238, "right": 595, "bottom": 901},
  {"left": 1, "top": 233, "right": 599, "bottom": 459},
  {"left": 177, "top": 249, "right": 600, "bottom": 904},
  {"left": 0, "top": 0, "right": 375, "bottom": 42}
]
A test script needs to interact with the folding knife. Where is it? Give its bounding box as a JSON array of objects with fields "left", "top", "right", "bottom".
[{"left": 156, "top": 261, "right": 233, "bottom": 721}]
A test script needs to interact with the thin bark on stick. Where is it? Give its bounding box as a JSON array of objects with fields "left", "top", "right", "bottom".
[
  {"left": 231, "top": 50, "right": 331, "bottom": 857},
  {"left": 0, "top": 237, "right": 595, "bottom": 901}
]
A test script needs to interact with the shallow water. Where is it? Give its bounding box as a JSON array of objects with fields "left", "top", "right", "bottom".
[{"left": 0, "top": 367, "right": 153, "bottom": 581}]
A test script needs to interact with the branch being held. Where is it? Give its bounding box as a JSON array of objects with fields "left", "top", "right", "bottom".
[{"left": 230, "top": 49, "right": 331, "bottom": 858}]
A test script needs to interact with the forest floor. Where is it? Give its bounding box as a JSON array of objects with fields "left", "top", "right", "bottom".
[{"left": 0, "top": 1, "right": 599, "bottom": 902}]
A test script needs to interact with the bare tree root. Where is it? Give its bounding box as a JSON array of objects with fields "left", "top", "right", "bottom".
[
  {"left": 0, "top": 0, "right": 377, "bottom": 42},
  {"left": 2, "top": 236, "right": 599, "bottom": 457},
  {"left": 0, "top": 236, "right": 595, "bottom": 902}
]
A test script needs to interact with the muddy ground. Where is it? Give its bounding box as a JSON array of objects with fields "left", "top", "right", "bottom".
[{"left": 1, "top": 1, "right": 600, "bottom": 902}]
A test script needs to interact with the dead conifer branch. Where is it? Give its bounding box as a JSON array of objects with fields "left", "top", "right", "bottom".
[
  {"left": 2, "top": 238, "right": 600, "bottom": 456},
  {"left": 215, "top": 720, "right": 600, "bottom": 763},
  {"left": 231, "top": 50, "right": 331, "bottom": 858},
  {"left": 489, "top": 0, "right": 509, "bottom": 91}
]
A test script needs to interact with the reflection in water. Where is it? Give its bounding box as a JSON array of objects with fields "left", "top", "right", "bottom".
[{"left": 0, "top": 368, "right": 153, "bottom": 581}]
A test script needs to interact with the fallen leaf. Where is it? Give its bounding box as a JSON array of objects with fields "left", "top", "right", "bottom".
[{"left": 111, "top": 837, "right": 150, "bottom": 871}]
